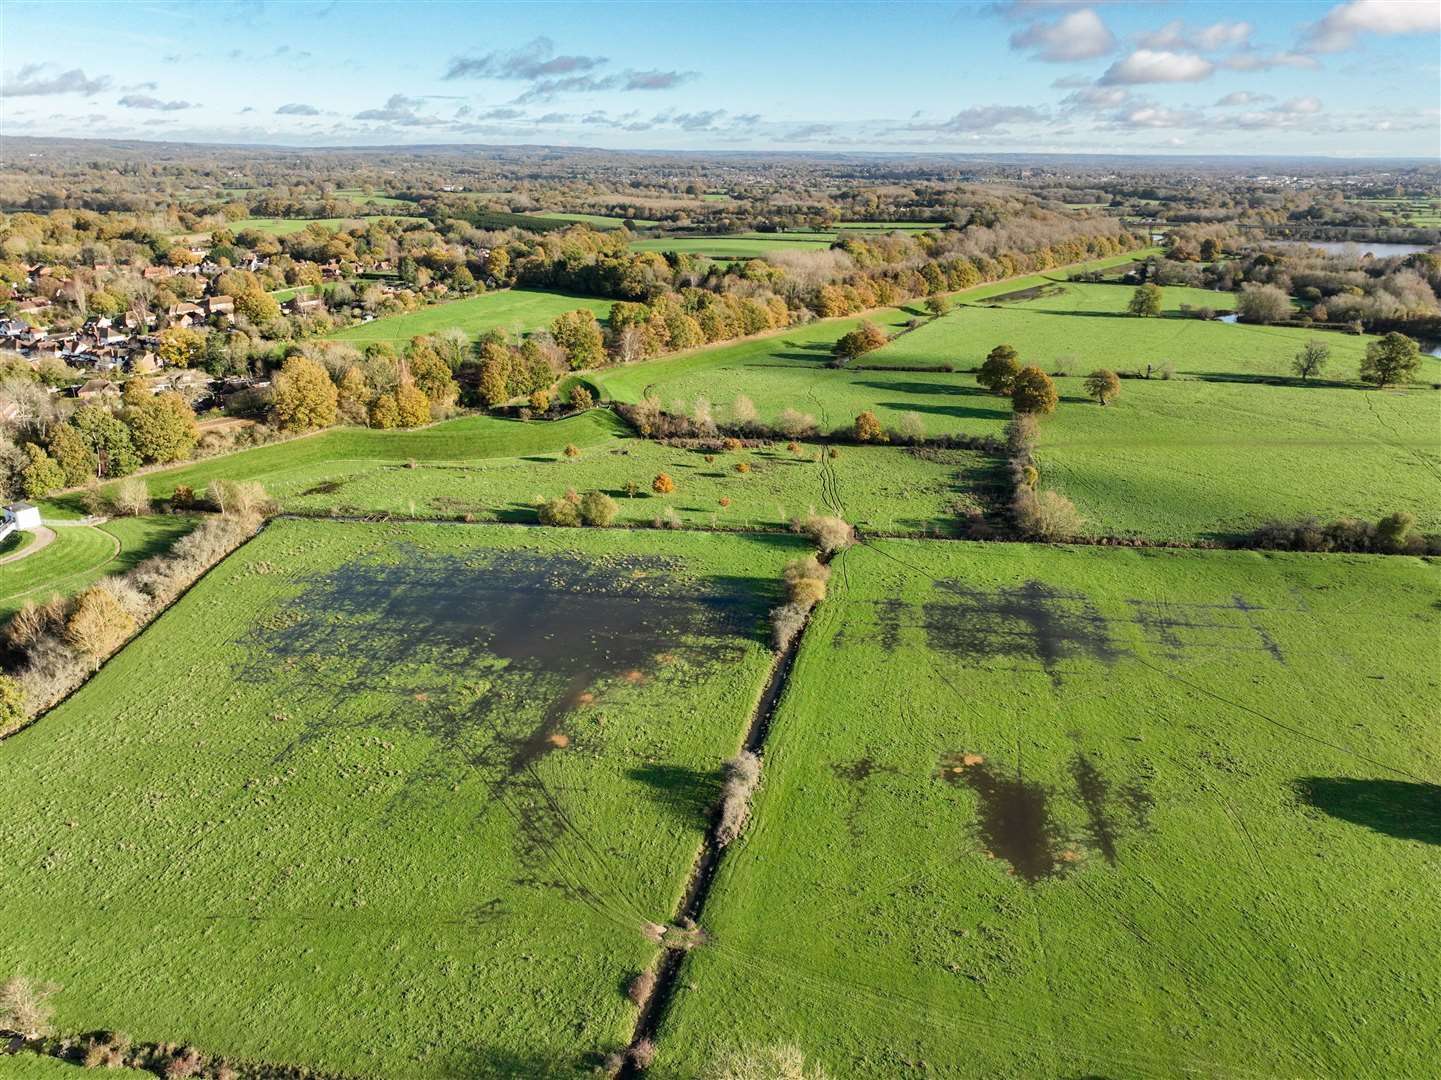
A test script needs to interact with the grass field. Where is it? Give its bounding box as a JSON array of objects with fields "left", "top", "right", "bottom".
[
  {"left": 0, "top": 519, "right": 809, "bottom": 1077},
  {"left": 629, "top": 235, "right": 838, "bottom": 259},
  {"left": 535, "top": 212, "right": 661, "bottom": 230},
  {"left": 229, "top": 215, "right": 424, "bottom": 236},
  {"left": 656, "top": 540, "right": 1441, "bottom": 1078},
  {"left": 325, "top": 288, "right": 613, "bottom": 346},
  {"left": 1036, "top": 379, "right": 1441, "bottom": 540},
  {"left": 42, "top": 412, "right": 630, "bottom": 517},
  {"left": 0, "top": 1054, "right": 150, "bottom": 1077},
  {"left": 270, "top": 439, "right": 1001, "bottom": 536},
  {"left": 0, "top": 517, "right": 199, "bottom": 620}
]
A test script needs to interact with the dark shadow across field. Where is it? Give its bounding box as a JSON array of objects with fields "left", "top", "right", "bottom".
[{"left": 1297, "top": 778, "right": 1441, "bottom": 845}]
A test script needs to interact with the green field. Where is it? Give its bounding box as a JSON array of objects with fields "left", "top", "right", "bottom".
[
  {"left": 0, "top": 519, "right": 808, "bottom": 1077},
  {"left": 655, "top": 540, "right": 1441, "bottom": 1078},
  {"left": 42, "top": 412, "right": 629, "bottom": 517},
  {"left": 0, "top": 517, "right": 199, "bottom": 620},
  {"left": 0, "top": 1054, "right": 150, "bottom": 1077},
  {"left": 325, "top": 288, "right": 613, "bottom": 346},
  {"left": 535, "top": 212, "right": 660, "bottom": 230},
  {"left": 269, "top": 439, "right": 1001, "bottom": 536},
  {"left": 229, "top": 215, "right": 424, "bottom": 236},
  {"left": 333, "top": 189, "right": 413, "bottom": 207},
  {"left": 1036, "top": 378, "right": 1441, "bottom": 540},
  {"left": 629, "top": 234, "right": 838, "bottom": 259}
]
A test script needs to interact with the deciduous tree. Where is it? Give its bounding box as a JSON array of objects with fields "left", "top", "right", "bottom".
[
  {"left": 1083, "top": 368, "right": 1121, "bottom": 405},
  {"left": 271, "top": 355, "right": 338, "bottom": 431},
  {"left": 977, "top": 344, "right": 1021, "bottom": 394},
  {"left": 1127, "top": 283, "right": 1163, "bottom": 317},
  {"left": 1011, "top": 366, "right": 1058, "bottom": 415},
  {"left": 1360, "top": 332, "right": 1421, "bottom": 389}
]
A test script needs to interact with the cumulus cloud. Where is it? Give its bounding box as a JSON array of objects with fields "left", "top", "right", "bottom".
[
  {"left": 1138, "top": 20, "right": 1252, "bottom": 52},
  {"left": 914, "top": 105, "right": 1049, "bottom": 132},
  {"left": 1107, "top": 104, "right": 1205, "bottom": 129},
  {"left": 275, "top": 102, "right": 320, "bottom": 115},
  {"left": 1099, "top": 50, "right": 1214, "bottom": 84},
  {"left": 1302, "top": 0, "right": 1441, "bottom": 53},
  {"left": 1220, "top": 51, "right": 1319, "bottom": 72},
  {"left": 1215, "top": 90, "right": 1272, "bottom": 106},
  {"left": 781, "top": 123, "right": 835, "bottom": 141},
  {"left": 118, "top": 94, "right": 196, "bottom": 111},
  {"left": 2, "top": 65, "right": 110, "bottom": 97},
  {"left": 1061, "top": 86, "right": 1131, "bottom": 111},
  {"left": 1009, "top": 8, "right": 1115, "bottom": 61},
  {"left": 443, "top": 37, "right": 607, "bottom": 80},
  {"left": 1277, "top": 96, "right": 1323, "bottom": 114},
  {"left": 354, "top": 93, "right": 438, "bottom": 126}
]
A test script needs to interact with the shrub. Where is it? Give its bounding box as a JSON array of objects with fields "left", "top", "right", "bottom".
[
  {"left": 977, "top": 345, "right": 1021, "bottom": 394},
  {"left": 786, "top": 441, "right": 800, "bottom": 453},
  {"left": 65, "top": 585, "right": 137, "bottom": 657},
  {"left": 654, "top": 506, "right": 682, "bottom": 529},
  {"left": 563, "top": 443, "right": 580, "bottom": 459},
  {"left": 776, "top": 408, "right": 818, "bottom": 437},
  {"left": 0, "top": 973, "right": 60, "bottom": 1038},
  {"left": 1375, "top": 510, "right": 1417, "bottom": 552},
  {"left": 627, "top": 969, "right": 656, "bottom": 1006},
  {"left": 529, "top": 389, "right": 551, "bottom": 413},
  {"left": 718, "top": 496, "right": 731, "bottom": 508},
  {"left": 1013, "top": 489, "right": 1081, "bottom": 541},
  {"left": 827, "top": 447, "right": 839, "bottom": 460},
  {"left": 0, "top": 675, "right": 24, "bottom": 736},
  {"left": 624, "top": 479, "right": 642, "bottom": 498},
  {"left": 109, "top": 476, "right": 151, "bottom": 517},
  {"left": 896, "top": 411, "right": 925, "bottom": 441},
  {"left": 722, "top": 437, "right": 742, "bottom": 452},
  {"left": 170, "top": 484, "right": 196, "bottom": 510},
  {"left": 769, "top": 603, "right": 808, "bottom": 650},
  {"left": 569, "top": 385, "right": 595, "bottom": 410},
  {"left": 579, "top": 491, "right": 618, "bottom": 527},
  {"left": 734, "top": 461, "right": 751, "bottom": 474},
  {"left": 1021, "top": 464, "right": 1038, "bottom": 488},
  {"left": 208, "top": 480, "right": 273, "bottom": 517},
  {"left": 1083, "top": 369, "right": 1121, "bottom": 406},
  {"left": 629, "top": 1038, "right": 657, "bottom": 1070},
  {"left": 652, "top": 473, "right": 675, "bottom": 494},
  {"left": 732, "top": 395, "right": 758, "bottom": 426},
  {"left": 537, "top": 497, "right": 581, "bottom": 527},
  {"left": 793, "top": 514, "right": 854, "bottom": 555},
  {"left": 853, "top": 410, "right": 884, "bottom": 443},
  {"left": 715, "top": 751, "right": 762, "bottom": 846}
]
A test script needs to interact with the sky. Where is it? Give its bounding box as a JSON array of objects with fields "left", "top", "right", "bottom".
[{"left": 1, "top": 0, "right": 1438, "bottom": 158}]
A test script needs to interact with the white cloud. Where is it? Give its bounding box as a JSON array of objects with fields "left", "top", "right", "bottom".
[
  {"left": 1221, "top": 51, "right": 1319, "bottom": 72},
  {"left": 1303, "top": 0, "right": 1441, "bottom": 53},
  {"left": 1215, "top": 91, "right": 1273, "bottom": 106},
  {"left": 1099, "top": 50, "right": 1214, "bottom": 85},
  {"left": 1138, "top": 20, "right": 1252, "bottom": 52},
  {"left": 1010, "top": 8, "right": 1115, "bottom": 61},
  {"left": 912, "top": 105, "right": 1050, "bottom": 132},
  {"left": 118, "top": 94, "right": 195, "bottom": 111},
  {"left": 1108, "top": 104, "right": 1203, "bottom": 129},
  {"left": 1277, "top": 96, "right": 1323, "bottom": 114},
  {"left": 2, "top": 65, "right": 110, "bottom": 97},
  {"left": 1061, "top": 86, "right": 1131, "bottom": 111}
]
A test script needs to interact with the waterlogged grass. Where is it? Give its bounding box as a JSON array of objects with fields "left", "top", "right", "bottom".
[
  {"left": 275, "top": 440, "right": 1002, "bottom": 536},
  {"left": 0, "top": 517, "right": 199, "bottom": 620},
  {"left": 325, "top": 289, "right": 613, "bottom": 346},
  {"left": 659, "top": 541, "right": 1441, "bottom": 1079},
  {"left": 0, "top": 519, "right": 808, "bottom": 1077},
  {"left": 43, "top": 412, "right": 629, "bottom": 516},
  {"left": 1036, "top": 379, "right": 1441, "bottom": 540}
]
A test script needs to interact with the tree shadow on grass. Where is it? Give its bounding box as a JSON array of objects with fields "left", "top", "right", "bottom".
[
  {"left": 1296, "top": 777, "right": 1441, "bottom": 845},
  {"left": 441, "top": 1046, "right": 606, "bottom": 1079},
  {"left": 628, "top": 762, "right": 723, "bottom": 832}
]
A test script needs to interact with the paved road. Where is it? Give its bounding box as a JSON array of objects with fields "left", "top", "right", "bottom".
[{"left": 0, "top": 526, "right": 56, "bottom": 566}]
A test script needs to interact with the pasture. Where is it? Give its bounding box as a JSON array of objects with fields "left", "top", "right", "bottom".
[
  {"left": 534, "top": 212, "right": 661, "bottom": 230},
  {"left": 1035, "top": 379, "right": 1441, "bottom": 540},
  {"left": 42, "top": 412, "right": 630, "bottom": 517},
  {"left": 324, "top": 288, "right": 613, "bottom": 346},
  {"left": 656, "top": 540, "right": 1441, "bottom": 1079},
  {"left": 0, "top": 520, "right": 808, "bottom": 1077},
  {"left": 228, "top": 215, "right": 424, "bottom": 236},
  {"left": 0, "top": 517, "right": 198, "bottom": 620}
]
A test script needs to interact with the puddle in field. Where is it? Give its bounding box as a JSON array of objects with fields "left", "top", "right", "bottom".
[
  {"left": 939, "top": 753, "right": 1066, "bottom": 882},
  {"left": 924, "top": 580, "right": 1124, "bottom": 685},
  {"left": 938, "top": 751, "right": 1157, "bottom": 882},
  {"left": 831, "top": 755, "right": 898, "bottom": 838},
  {"left": 299, "top": 478, "right": 347, "bottom": 496},
  {"left": 244, "top": 544, "right": 759, "bottom": 871},
  {"left": 1126, "top": 594, "right": 1287, "bottom": 665}
]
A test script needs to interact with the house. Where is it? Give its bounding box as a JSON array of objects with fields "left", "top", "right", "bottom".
[
  {"left": 76, "top": 378, "right": 120, "bottom": 400},
  {"left": 204, "top": 294, "right": 234, "bottom": 316},
  {"left": 142, "top": 266, "right": 174, "bottom": 281},
  {"left": 284, "top": 294, "right": 323, "bottom": 315},
  {"left": 0, "top": 502, "right": 41, "bottom": 543}
]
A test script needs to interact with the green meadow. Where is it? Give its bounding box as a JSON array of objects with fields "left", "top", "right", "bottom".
[
  {"left": 656, "top": 540, "right": 1441, "bottom": 1079},
  {"left": 0, "top": 520, "right": 806, "bottom": 1077},
  {"left": 325, "top": 288, "right": 613, "bottom": 346},
  {"left": 229, "top": 215, "right": 424, "bottom": 236}
]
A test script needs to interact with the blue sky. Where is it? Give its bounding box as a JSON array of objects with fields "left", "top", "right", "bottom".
[{"left": 2, "top": 1, "right": 1438, "bottom": 157}]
